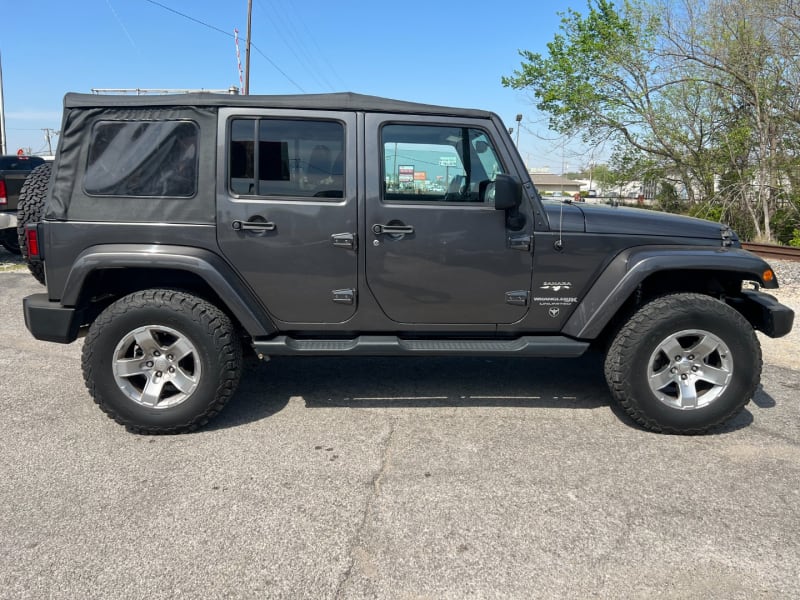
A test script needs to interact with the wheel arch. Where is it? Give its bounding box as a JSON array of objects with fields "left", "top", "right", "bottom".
[
  {"left": 563, "top": 246, "right": 778, "bottom": 341},
  {"left": 61, "top": 244, "right": 276, "bottom": 337}
]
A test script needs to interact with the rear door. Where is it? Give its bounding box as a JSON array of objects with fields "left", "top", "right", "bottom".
[
  {"left": 364, "top": 115, "right": 533, "bottom": 325},
  {"left": 216, "top": 109, "right": 358, "bottom": 324}
]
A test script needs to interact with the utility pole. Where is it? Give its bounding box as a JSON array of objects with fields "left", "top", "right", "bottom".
[
  {"left": 244, "top": 0, "right": 253, "bottom": 95},
  {"left": 42, "top": 128, "right": 58, "bottom": 156},
  {"left": 0, "top": 52, "right": 7, "bottom": 155}
]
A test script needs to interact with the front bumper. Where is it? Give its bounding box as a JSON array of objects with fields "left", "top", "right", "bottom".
[
  {"left": 731, "top": 290, "right": 795, "bottom": 338},
  {"left": 23, "top": 293, "right": 83, "bottom": 344}
]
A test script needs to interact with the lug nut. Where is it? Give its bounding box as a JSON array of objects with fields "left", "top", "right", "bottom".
[
  {"left": 169, "top": 367, "right": 175, "bottom": 373},
  {"left": 146, "top": 361, "right": 154, "bottom": 368},
  {"left": 675, "top": 356, "right": 682, "bottom": 362},
  {"left": 681, "top": 374, "right": 688, "bottom": 380},
  {"left": 156, "top": 371, "right": 162, "bottom": 377},
  {"left": 688, "top": 354, "right": 695, "bottom": 360},
  {"left": 670, "top": 367, "right": 678, "bottom": 374},
  {"left": 167, "top": 354, "right": 174, "bottom": 361},
  {"left": 692, "top": 366, "right": 698, "bottom": 372},
  {"left": 154, "top": 351, "right": 161, "bottom": 357}
]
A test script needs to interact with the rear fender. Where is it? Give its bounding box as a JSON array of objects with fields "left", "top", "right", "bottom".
[{"left": 60, "top": 244, "right": 276, "bottom": 337}]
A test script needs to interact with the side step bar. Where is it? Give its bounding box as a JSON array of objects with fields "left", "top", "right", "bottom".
[{"left": 253, "top": 335, "right": 589, "bottom": 357}]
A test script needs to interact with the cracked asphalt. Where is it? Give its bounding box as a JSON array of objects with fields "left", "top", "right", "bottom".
[{"left": 1, "top": 264, "right": 799, "bottom": 599}]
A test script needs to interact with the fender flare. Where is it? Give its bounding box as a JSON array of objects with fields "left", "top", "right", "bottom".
[
  {"left": 561, "top": 246, "right": 776, "bottom": 340},
  {"left": 61, "top": 244, "right": 276, "bottom": 337}
]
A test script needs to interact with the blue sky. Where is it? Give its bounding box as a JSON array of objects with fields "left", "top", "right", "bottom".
[{"left": 2, "top": 0, "right": 589, "bottom": 172}]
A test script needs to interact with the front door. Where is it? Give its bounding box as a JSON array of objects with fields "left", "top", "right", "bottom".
[
  {"left": 364, "top": 116, "right": 533, "bottom": 325},
  {"left": 216, "top": 109, "right": 358, "bottom": 324}
]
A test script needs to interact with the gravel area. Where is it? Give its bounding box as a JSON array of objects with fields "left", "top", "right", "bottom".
[
  {"left": 0, "top": 248, "right": 24, "bottom": 272},
  {"left": 771, "top": 258, "right": 800, "bottom": 293}
]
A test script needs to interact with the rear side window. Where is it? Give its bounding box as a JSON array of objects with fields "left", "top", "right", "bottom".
[
  {"left": 84, "top": 121, "right": 198, "bottom": 197},
  {"left": 229, "top": 118, "right": 344, "bottom": 199}
]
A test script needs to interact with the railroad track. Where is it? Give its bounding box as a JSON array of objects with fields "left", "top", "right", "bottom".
[{"left": 742, "top": 242, "right": 800, "bottom": 262}]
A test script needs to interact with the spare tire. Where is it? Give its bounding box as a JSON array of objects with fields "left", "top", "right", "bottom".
[{"left": 16, "top": 163, "right": 51, "bottom": 285}]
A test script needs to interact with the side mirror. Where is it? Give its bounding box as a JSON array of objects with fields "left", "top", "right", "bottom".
[{"left": 492, "top": 174, "right": 522, "bottom": 211}]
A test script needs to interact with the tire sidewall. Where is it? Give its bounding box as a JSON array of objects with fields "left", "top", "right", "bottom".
[
  {"left": 88, "top": 302, "right": 224, "bottom": 430},
  {"left": 616, "top": 296, "right": 759, "bottom": 431}
]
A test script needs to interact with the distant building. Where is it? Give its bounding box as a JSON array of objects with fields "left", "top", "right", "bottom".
[{"left": 529, "top": 172, "right": 582, "bottom": 197}]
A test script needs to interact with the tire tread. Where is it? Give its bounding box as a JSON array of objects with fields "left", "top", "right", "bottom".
[
  {"left": 604, "top": 292, "right": 761, "bottom": 434},
  {"left": 82, "top": 289, "right": 242, "bottom": 434}
]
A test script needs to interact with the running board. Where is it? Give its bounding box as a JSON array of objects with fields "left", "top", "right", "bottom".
[{"left": 253, "top": 335, "right": 589, "bottom": 357}]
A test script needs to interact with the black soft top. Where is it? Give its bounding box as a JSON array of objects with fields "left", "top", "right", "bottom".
[{"left": 64, "top": 92, "right": 497, "bottom": 120}]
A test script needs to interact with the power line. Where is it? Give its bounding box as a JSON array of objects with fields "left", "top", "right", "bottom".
[
  {"left": 141, "top": 0, "right": 305, "bottom": 93},
  {"left": 143, "top": 0, "right": 231, "bottom": 37},
  {"left": 255, "top": 0, "right": 335, "bottom": 91}
]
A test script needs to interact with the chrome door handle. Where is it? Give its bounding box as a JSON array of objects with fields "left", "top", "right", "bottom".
[
  {"left": 232, "top": 220, "right": 276, "bottom": 232},
  {"left": 372, "top": 224, "right": 414, "bottom": 235}
]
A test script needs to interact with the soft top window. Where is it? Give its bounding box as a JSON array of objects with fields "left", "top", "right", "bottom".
[{"left": 84, "top": 120, "right": 198, "bottom": 197}]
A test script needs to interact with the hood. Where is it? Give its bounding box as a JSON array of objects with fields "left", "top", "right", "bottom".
[{"left": 545, "top": 201, "right": 731, "bottom": 240}]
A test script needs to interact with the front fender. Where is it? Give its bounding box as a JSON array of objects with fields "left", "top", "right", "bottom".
[
  {"left": 561, "top": 246, "right": 777, "bottom": 340},
  {"left": 61, "top": 244, "right": 276, "bottom": 337}
]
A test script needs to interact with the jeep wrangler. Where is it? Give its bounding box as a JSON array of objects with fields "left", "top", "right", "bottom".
[{"left": 19, "top": 92, "right": 794, "bottom": 434}]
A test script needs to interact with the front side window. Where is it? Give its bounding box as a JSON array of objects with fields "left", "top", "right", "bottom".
[
  {"left": 382, "top": 124, "right": 504, "bottom": 203},
  {"left": 229, "top": 118, "right": 344, "bottom": 199},
  {"left": 85, "top": 121, "right": 198, "bottom": 197}
]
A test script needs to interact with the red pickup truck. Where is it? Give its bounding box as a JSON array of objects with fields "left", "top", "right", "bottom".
[{"left": 0, "top": 155, "right": 46, "bottom": 253}]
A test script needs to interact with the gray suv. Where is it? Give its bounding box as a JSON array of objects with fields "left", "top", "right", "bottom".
[{"left": 20, "top": 92, "right": 794, "bottom": 434}]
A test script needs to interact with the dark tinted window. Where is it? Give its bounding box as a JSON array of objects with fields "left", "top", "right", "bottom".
[
  {"left": 84, "top": 121, "right": 198, "bottom": 197},
  {"left": 229, "top": 119, "right": 344, "bottom": 198},
  {"left": 0, "top": 156, "right": 45, "bottom": 170}
]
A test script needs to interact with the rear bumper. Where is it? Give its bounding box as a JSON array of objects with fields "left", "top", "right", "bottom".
[
  {"left": 23, "top": 293, "right": 83, "bottom": 344},
  {"left": 731, "top": 290, "right": 795, "bottom": 338},
  {"left": 0, "top": 212, "right": 17, "bottom": 229}
]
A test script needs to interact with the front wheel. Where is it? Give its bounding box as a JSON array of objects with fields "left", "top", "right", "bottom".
[
  {"left": 605, "top": 293, "right": 761, "bottom": 434},
  {"left": 82, "top": 290, "right": 242, "bottom": 434}
]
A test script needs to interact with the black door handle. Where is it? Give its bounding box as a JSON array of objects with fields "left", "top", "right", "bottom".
[
  {"left": 372, "top": 223, "right": 414, "bottom": 235},
  {"left": 232, "top": 220, "right": 276, "bottom": 232}
]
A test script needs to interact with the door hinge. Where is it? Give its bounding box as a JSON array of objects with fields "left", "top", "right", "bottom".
[
  {"left": 505, "top": 290, "right": 529, "bottom": 306},
  {"left": 332, "top": 289, "right": 356, "bottom": 305},
  {"left": 508, "top": 234, "right": 532, "bottom": 252},
  {"left": 331, "top": 232, "right": 357, "bottom": 251}
]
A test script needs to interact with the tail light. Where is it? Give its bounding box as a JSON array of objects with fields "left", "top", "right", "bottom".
[
  {"left": 25, "top": 224, "right": 41, "bottom": 260},
  {"left": 0, "top": 180, "right": 6, "bottom": 205}
]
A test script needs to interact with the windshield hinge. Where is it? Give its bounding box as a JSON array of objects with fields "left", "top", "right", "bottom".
[{"left": 508, "top": 234, "right": 532, "bottom": 252}]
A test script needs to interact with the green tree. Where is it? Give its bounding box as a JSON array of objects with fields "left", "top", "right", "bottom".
[{"left": 504, "top": 0, "right": 800, "bottom": 242}]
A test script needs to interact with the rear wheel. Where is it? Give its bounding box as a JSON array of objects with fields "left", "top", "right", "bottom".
[
  {"left": 82, "top": 290, "right": 242, "bottom": 434},
  {"left": 16, "top": 163, "right": 51, "bottom": 284},
  {"left": 605, "top": 293, "right": 760, "bottom": 434}
]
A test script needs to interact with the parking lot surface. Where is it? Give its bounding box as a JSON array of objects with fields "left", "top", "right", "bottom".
[{"left": 1, "top": 266, "right": 798, "bottom": 599}]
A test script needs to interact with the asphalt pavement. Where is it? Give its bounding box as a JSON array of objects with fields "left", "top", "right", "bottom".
[{"left": 1, "top": 269, "right": 798, "bottom": 599}]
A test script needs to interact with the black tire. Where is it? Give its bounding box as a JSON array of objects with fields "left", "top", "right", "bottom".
[
  {"left": 0, "top": 228, "right": 20, "bottom": 254},
  {"left": 16, "top": 163, "right": 51, "bottom": 285},
  {"left": 604, "top": 293, "right": 761, "bottom": 434},
  {"left": 82, "top": 289, "right": 243, "bottom": 434}
]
